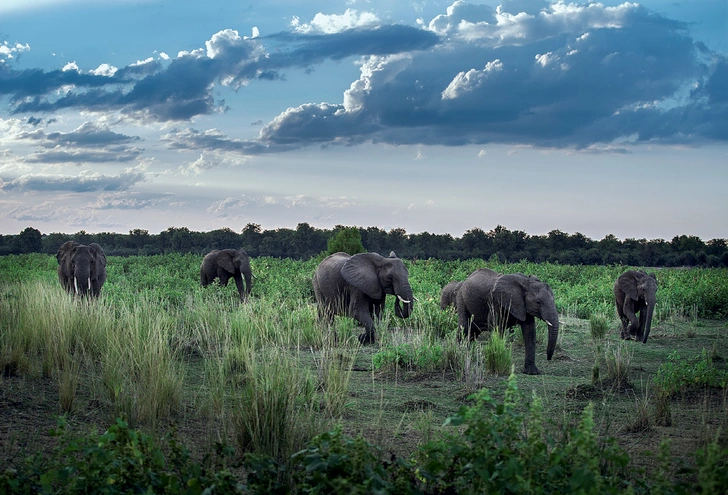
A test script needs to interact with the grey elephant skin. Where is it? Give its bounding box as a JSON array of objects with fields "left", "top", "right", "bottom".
[
  {"left": 440, "top": 281, "right": 463, "bottom": 310},
  {"left": 200, "top": 249, "right": 252, "bottom": 301},
  {"left": 614, "top": 270, "right": 657, "bottom": 343},
  {"left": 56, "top": 241, "right": 107, "bottom": 297},
  {"left": 456, "top": 268, "right": 559, "bottom": 375},
  {"left": 313, "top": 251, "right": 414, "bottom": 344}
]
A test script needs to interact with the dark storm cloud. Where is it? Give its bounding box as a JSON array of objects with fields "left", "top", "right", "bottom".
[
  {"left": 0, "top": 170, "right": 145, "bottom": 192},
  {"left": 3, "top": 25, "right": 439, "bottom": 123},
  {"left": 262, "top": 25, "right": 440, "bottom": 67},
  {"left": 257, "top": 2, "right": 728, "bottom": 149}
]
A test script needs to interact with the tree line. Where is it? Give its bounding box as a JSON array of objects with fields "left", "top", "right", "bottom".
[{"left": 1, "top": 223, "right": 727, "bottom": 267}]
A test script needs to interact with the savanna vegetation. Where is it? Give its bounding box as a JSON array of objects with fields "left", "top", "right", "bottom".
[
  {"left": 2, "top": 223, "right": 728, "bottom": 267},
  {"left": 1, "top": 253, "right": 727, "bottom": 493}
]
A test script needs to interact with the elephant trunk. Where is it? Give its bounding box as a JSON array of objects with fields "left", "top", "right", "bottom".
[
  {"left": 394, "top": 283, "right": 414, "bottom": 319},
  {"left": 543, "top": 305, "right": 559, "bottom": 361},
  {"left": 642, "top": 303, "right": 655, "bottom": 344}
]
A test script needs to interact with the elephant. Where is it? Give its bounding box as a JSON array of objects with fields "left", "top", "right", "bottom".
[
  {"left": 456, "top": 268, "right": 559, "bottom": 375},
  {"left": 614, "top": 270, "right": 658, "bottom": 343},
  {"left": 200, "top": 249, "right": 252, "bottom": 301},
  {"left": 56, "top": 241, "right": 107, "bottom": 297},
  {"left": 440, "top": 281, "right": 463, "bottom": 310},
  {"left": 313, "top": 251, "right": 414, "bottom": 344}
]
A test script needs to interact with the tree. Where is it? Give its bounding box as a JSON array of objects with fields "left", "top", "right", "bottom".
[
  {"left": 326, "top": 227, "right": 365, "bottom": 256},
  {"left": 15, "top": 227, "right": 42, "bottom": 253}
]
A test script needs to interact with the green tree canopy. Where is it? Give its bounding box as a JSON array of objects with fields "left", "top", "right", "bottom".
[{"left": 326, "top": 227, "right": 365, "bottom": 256}]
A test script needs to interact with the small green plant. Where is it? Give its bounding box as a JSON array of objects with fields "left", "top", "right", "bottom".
[
  {"left": 654, "top": 350, "right": 728, "bottom": 398},
  {"left": 589, "top": 314, "right": 609, "bottom": 341}
]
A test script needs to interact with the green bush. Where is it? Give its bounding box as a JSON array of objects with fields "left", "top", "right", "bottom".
[
  {"left": 654, "top": 350, "right": 728, "bottom": 397},
  {"left": 326, "top": 228, "right": 366, "bottom": 256}
]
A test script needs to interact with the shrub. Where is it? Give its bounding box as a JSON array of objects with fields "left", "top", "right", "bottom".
[
  {"left": 326, "top": 228, "right": 365, "bottom": 256},
  {"left": 654, "top": 350, "right": 728, "bottom": 398}
]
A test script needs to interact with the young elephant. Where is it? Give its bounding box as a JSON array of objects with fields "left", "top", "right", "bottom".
[
  {"left": 57, "top": 241, "right": 107, "bottom": 297},
  {"left": 440, "top": 281, "right": 463, "bottom": 310},
  {"left": 456, "top": 268, "right": 559, "bottom": 375},
  {"left": 313, "top": 251, "right": 414, "bottom": 344},
  {"left": 200, "top": 249, "right": 252, "bottom": 301},
  {"left": 614, "top": 270, "right": 657, "bottom": 343}
]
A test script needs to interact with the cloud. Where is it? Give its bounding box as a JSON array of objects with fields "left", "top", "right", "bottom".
[
  {"left": 12, "top": 121, "right": 144, "bottom": 164},
  {"left": 3, "top": 22, "right": 439, "bottom": 123},
  {"left": 0, "top": 169, "right": 146, "bottom": 192},
  {"left": 291, "top": 9, "right": 380, "bottom": 34},
  {"left": 179, "top": 149, "right": 250, "bottom": 175},
  {"left": 255, "top": 1, "right": 728, "bottom": 149}
]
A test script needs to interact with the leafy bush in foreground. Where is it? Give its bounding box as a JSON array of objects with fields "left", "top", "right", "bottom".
[{"left": 3, "top": 375, "right": 727, "bottom": 494}]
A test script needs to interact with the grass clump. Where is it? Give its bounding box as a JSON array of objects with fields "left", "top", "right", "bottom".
[
  {"left": 602, "top": 342, "right": 633, "bottom": 390},
  {"left": 372, "top": 342, "right": 444, "bottom": 373},
  {"left": 483, "top": 330, "right": 512, "bottom": 376},
  {"left": 589, "top": 313, "right": 609, "bottom": 341}
]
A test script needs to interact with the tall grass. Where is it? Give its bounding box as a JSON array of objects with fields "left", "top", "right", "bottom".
[{"left": 2, "top": 253, "right": 728, "bottom": 460}]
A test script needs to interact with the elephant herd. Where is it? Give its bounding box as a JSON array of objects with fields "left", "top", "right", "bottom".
[{"left": 55, "top": 242, "right": 658, "bottom": 375}]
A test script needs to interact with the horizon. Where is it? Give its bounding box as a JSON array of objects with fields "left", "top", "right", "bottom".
[
  {"left": 1, "top": 1, "right": 727, "bottom": 240},
  {"left": 6, "top": 222, "right": 725, "bottom": 244}
]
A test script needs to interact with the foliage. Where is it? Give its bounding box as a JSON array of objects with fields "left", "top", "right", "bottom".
[
  {"left": 654, "top": 350, "right": 728, "bottom": 397},
  {"left": 0, "top": 417, "right": 243, "bottom": 495},
  {"left": 3, "top": 224, "right": 727, "bottom": 268},
  {"left": 413, "top": 374, "right": 631, "bottom": 494},
  {"left": 326, "top": 227, "right": 366, "bottom": 256},
  {"left": 2, "top": 382, "right": 728, "bottom": 494}
]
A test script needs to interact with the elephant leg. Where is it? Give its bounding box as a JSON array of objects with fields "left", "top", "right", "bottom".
[
  {"left": 621, "top": 299, "right": 638, "bottom": 340},
  {"left": 233, "top": 273, "right": 247, "bottom": 302},
  {"left": 457, "top": 306, "right": 472, "bottom": 342},
  {"left": 521, "top": 320, "right": 540, "bottom": 375},
  {"left": 351, "top": 296, "right": 377, "bottom": 344},
  {"left": 217, "top": 269, "right": 230, "bottom": 286}
]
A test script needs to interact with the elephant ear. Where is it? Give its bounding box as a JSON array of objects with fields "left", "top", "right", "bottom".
[
  {"left": 56, "top": 241, "right": 78, "bottom": 264},
  {"left": 341, "top": 253, "right": 382, "bottom": 299},
  {"left": 89, "top": 243, "right": 106, "bottom": 267},
  {"left": 492, "top": 274, "right": 527, "bottom": 321},
  {"left": 619, "top": 272, "right": 640, "bottom": 301},
  {"left": 217, "top": 251, "right": 236, "bottom": 273}
]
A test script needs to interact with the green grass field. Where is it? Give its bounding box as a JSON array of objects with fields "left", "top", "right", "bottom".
[{"left": 1, "top": 254, "right": 727, "bottom": 491}]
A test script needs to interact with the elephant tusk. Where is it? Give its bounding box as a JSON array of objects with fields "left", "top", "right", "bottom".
[
  {"left": 397, "top": 295, "right": 411, "bottom": 304},
  {"left": 88, "top": 277, "right": 91, "bottom": 290},
  {"left": 544, "top": 319, "right": 553, "bottom": 327},
  {"left": 74, "top": 277, "right": 79, "bottom": 294}
]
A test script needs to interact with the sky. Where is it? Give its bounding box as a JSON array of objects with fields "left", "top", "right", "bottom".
[{"left": 0, "top": 0, "right": 726, "bottom": 241}]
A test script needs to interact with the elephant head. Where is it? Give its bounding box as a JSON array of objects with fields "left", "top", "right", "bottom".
[
  {"left": 616, "top": 270, "right": 657, "bottom": 343},
  {"left": 56, "top": 241, "right": 107, "bottom": 297},
  {"left": 491, "top": 274, "right": 559, "bottom": 361},
  {"left": 440, "top": 281, "right": 462, "bottom": 310},
  {"left": 341, "top": 252, "right": 414, "bottom": 319}
]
